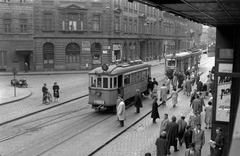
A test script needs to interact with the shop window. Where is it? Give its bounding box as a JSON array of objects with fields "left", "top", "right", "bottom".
[
  {"left": 103, "top": 77, "right": 108, "bottom": 88},
  {"left": 66, "top": 43, "right": 80, "bottom": 63},
  {"left": 92, "top": 53, "right": 101, "bottom": 64},
  {"left": 124, "top": 74, "right": 130, "bottom": 86},
  {"left": 97, "top": 77, "right": 102, "bottom": 87}
]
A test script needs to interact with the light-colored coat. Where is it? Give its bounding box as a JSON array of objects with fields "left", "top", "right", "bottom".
[
  {"left": 117, "top": 101, "right": 126, "bottom": 121},
  {"left": 204, "top": 105, "right": 212, "bottom": 124},
  {"left": 185, "top": 79, "right": 192, "bottom": 93},
  {"left": 192, "top": 129, "right": 205, "bottom": 151},
  {"left": 160, "top": 86, "right": 167, "bottom": 102},
  {"left": 164, "top": 78, "right": 170, "bottom": 92},
  {"left": 171, "top": 90, "right": 178, "bottom": 105}
]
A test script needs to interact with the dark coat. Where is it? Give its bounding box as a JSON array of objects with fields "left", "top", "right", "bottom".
[
  {"left": 214, "top": 134, "right": 225, "bottom": 156},
  {"left": 184, "top": 130, "right": 193, "bottom": 149},
  {"left": 196, "top": 81, "right": 203, "bottom": 91},
  {"left": 42, "top": 86, "right": 48, "bottom": 94},
  {"left": 166, "top": 121, "right": 179, "bottom": 146},
  {"left": 155, "top": 137, "right": 168, "bottom": 156},
  {"left": 53, "top": 85, "right": 60, "bottom": 98},
  {"left": 134, "top": 94, "right": 142, "bottom": 108},
  {"left": 151, "top": 101, "right": 160, "bottom": 119},
  {"left": 191, "top": 98, "right": 201, "bottom": 114}
]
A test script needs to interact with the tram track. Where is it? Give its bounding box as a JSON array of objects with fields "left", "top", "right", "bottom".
[{"left": 0, "top": 56, "right": 212, "bottom": 127}]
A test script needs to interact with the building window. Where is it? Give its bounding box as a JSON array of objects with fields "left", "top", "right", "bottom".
[
  {"left": 68, "top": 14, "right": 77, "bottom": 31},
  {"left": 20, "top": 19, "right": 27, "bottom": 33},
  {"left": 92, "top": 15, "right": 100, "bottom": 31},
  {"left": 4, "top": 0, "right": 10, "bottom": 2},
  {"left": 124, "top": 18, "right": 127, "bottom": 33},
  {"left": 134, "top": 19, "right": 137, "bottom": 33},
  {"left": 0, "top": 51, "right": 6, "bottom": 67},
  {"left": 3, "top": 19, "right": 12, "bottom": 33},
  {"left": 66, "top": 43, "right": 80, "bottom": 63},
  {"left": 43, "top": 12, "right": 53, "bottom": 30},
  {"left": 114, "top": 0, "right": 120, "bottom": 7},
  {"left": 124, "top": 0, "right": 128, "bottom": 11},
  {"left": 20, "top": 0, "right": 26, "bottom": 3},
  {"left": 114, "top": 16, "right": 120, "bottom": 31},
  {"left": 62, "top": 20, "right": 65, "bottom": 30},
  {"left": 129, "top": 19, "right": 132, "bottom": 33}
]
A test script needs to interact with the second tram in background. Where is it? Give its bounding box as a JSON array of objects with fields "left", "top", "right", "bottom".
[
  {"left": 165, "top": 49, "right": 202, "bottom": 74},
  {"left": 88, "top": 60, "right": 151, "bottom": 110}
]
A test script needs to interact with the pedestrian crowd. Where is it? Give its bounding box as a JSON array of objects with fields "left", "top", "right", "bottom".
[
  {"left": 42, "top": 82, "right": 60, "bottom": 104},
  {"left": 115, "top": 67, "right": 225, "bottom": 156}
]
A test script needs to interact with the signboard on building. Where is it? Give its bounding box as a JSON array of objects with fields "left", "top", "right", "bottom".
[
  {"left": 113, "top": 44, "right": 121, "bottom": 50},
  {"left": 216, "top": 76, "right": 231, "bottom": 122},
  {"left": 12, "top": 58, "right": 19, "bottom": 63},
  {"left": 82, "top": 41, "right": 91, "bottom": 53}
]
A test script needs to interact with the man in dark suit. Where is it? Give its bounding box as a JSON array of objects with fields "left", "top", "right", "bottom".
[
  {"left": 213, "top": 127, "right": 225, "bottom": 156},
  {"left": 192, "top": 124, "right": 205, "bottom": 155},
  {"left": 134, "top": 89, "right": 142, "bottom": 113},
  {"left": 166, "top": 116, "right": 179, "bottom": 155}
]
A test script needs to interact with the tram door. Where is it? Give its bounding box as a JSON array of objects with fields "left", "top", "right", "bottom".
[{"left": 117, "top": 75, "right": 124, "bottom": 98}]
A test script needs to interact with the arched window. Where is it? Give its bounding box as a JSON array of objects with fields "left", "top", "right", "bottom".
[
  {"left": 43, "top": 43, "right": 54, "bottom": 69},
  {"left": 66, "top": 43, "right": 80, "bottom": 63},
  {"left": 91, "top": 43, "right": 102, "bottom": 66}
]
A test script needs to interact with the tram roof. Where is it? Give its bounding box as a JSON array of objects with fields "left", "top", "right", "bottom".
[
  {"left": 89, "top": 62, "right": 151, "bottom": 76},
  {"left": 165, "top": 52, "right": 192, "bottom": 59}
]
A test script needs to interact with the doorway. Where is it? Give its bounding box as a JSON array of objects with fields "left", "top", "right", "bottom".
[{"left": 24, "top": 55, "right": 30, "bottom": 70}]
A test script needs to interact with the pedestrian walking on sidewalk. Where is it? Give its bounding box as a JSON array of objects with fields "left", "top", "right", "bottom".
[
  {"left": 204, "top": 101, "right": 213, "bottom": 129},
  {"left": 189, "top": 112, "right": 201, "bottom": 130},
  {"left": 177, "top": 116, "right": 187, "bottom": 146},
  {"left": 192, "top": 124, "right": 205, "bottom": 156},
  {"left": 166, "top": 116, "right": 179, "bottom": 155},
  {"left": 185, "top": 77, "right": 192, "bottom": 96},
  {"left": 155, "top": 131, "right": 168, "bottom": 156},
  {"left": 199, "top": 92, "right": 205, "bottom": 114},
  {"left": 185, "top": 143, "right": 200, "bottom": 156},
  {"left": 117, "top": 100, "right": 126, "bottom": 127},
  {"left": 184, "top": 126, "right": 193, "bottom": 149},
  {"left": 171, "top": 88, "right": 178, "bottom": 107},
  {"left": 53, "top": 82, "right": 60, "bottom": 102},
  {"left": 153, "top": 78, "right": 158, "bottom": 86},
  {"left": 172, "top": 75, "right": 178, "bottom": 90},
  {"left": 151, "top": 84, "right": 158, "bottom": 99},
  {"left": 134, "top": 89, "right": 142, "bottom": 113},
  {"left": 160, "top": 84, "right": 167, "bottom": 106},
  {"left": 191, "top": 95, "right": 201, "bottom": 114},
  {"left": 160, "top": 114, "right": 170, "bottom": 133},
  {"left": 42, "top": 83, "right": 48, "bottom": 104},
  {"left": 151, "top": 97, "right": 160, "bottom": 124},
  {"left": 164, "top": 77, "right": 170, "bottom": 94}
]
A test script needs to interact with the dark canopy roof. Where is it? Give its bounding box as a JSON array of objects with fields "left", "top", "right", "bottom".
[{"left": 134, "top": 0, "right": 240, "bottom": 27}]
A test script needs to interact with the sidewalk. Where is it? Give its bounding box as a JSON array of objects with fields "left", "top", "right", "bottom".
[
  {"left": 0, "top": 60, "right": 162, "bottom": 124},
  {"left": 0, "top": 59, "right": 163, "bottom": 76},
  {"left": 94, "top": 69, "right": 212, "bottom": 156}
]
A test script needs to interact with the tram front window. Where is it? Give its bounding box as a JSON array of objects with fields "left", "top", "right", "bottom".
[
  {"left": 103, "top": 77, "right": 108, "bottom": 88},
  {"left": 97, "top": 77, "right": 102, "bottom": 87},
  {"left": 167, "top": 60, "right": 176, "bottom": 67}
]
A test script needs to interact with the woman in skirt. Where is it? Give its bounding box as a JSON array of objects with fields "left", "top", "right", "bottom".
[{"left": 53, "top": 82, "right": 60, "bottom": 102}]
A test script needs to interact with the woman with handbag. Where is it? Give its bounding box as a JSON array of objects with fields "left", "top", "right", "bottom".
[{"left": 53, "top": 82, "right": 60, "bottom": 102}]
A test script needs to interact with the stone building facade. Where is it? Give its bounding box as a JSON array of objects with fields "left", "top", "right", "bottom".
[
  {"left": 0, "top": 0, "right": 33, "bottom": 71},
  {"left": 0, "top": 0, "right": 202, "bottom": 71}
]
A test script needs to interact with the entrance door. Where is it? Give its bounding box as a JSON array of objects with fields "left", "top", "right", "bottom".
[
  {"left": 43, "top": 53, "right": 54, "bottom": 69},
  {"left": 24, "top": 55, "right": 30, "bottom": 71}
]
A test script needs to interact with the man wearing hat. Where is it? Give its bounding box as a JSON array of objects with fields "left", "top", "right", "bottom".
[
  {"left": 166, "top": 116, "right": 179, "bottom": 155},
  {"left": 155, "top": 131, "right": 168, "bottom": 156}
]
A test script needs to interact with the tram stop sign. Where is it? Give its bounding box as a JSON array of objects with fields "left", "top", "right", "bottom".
[
  {"left": 12, "top": 67, "right": 17, "bottom": 75},
  {"left": 102, "top": 63, "right": 109, "bottom": 71}
]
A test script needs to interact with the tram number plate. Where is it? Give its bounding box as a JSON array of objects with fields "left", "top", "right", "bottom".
[{"left": 94, "top": 100, "right": 104, "bottom": 104}]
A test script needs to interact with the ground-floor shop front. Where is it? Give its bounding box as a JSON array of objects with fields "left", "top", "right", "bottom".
[{"left": 34, "top": 38, "right": 165, "bottom": 71}]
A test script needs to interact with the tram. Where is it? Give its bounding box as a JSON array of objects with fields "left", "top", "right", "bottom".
[
  {"left": 165, "top": 50, "right": 202, "bottom": 75},
  {"left": 88, "top": 60, "right": 151, "bottom": 110}
]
